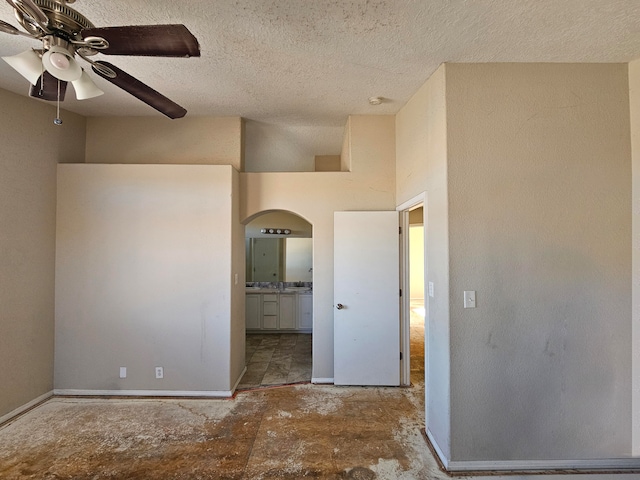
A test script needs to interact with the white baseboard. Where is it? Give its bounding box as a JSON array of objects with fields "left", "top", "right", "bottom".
[
  {"left": 0, "top": 390, "right": 53, "bottom": 425},
  {"left": 447, "top": 458, "right": 640, "bottom": 472},
  {"left": 311, "top": 377, "right": 334, "bottom": 384},
  {"left": 231, "top": 367, "right": 247, "bottom": 394},
  {"left": 426, "top": 428, "right": 450, "bottom": 469},
  {"left": 53, "top": 389, "right": 234, "bottom": 398},
  {"left": 426, "top": 428, "right": 640, "bottom": 472}
]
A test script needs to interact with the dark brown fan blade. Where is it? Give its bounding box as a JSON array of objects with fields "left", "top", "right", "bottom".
[
  {"left": 92, "top": 61, "right": 186, "bottom": 119},
  {"left": 29, "top": 71, "right": 67, "bottom": 101},
  {"left": 81, "top": 25, "right": 200, "bottom": 57}
]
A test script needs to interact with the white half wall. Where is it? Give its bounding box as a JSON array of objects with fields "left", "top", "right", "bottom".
[{"left": 55, "top": 164, "right": 241, "bottom": 393}]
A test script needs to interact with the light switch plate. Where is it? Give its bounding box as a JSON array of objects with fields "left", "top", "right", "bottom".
[
  {"left": 428, "top": 282, "right": 434, "bottom": 298},
  {"left": 119, "top": 366, "right": 127, "bottom": 379},
  {"left": 464, "top": 291, "right": 476, "bottom": 308}
]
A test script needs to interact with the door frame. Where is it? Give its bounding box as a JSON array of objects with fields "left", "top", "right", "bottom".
[{"left": 397, "top": 193, "right": 427, "bottom": 387}]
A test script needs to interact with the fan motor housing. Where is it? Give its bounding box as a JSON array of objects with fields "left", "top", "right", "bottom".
[{"left": 17, "top": 0, "right": 94, "bottom": 38}]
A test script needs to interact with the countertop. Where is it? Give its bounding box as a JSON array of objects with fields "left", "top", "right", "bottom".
[{"left": 245, "top": 287, "right": 312, "bottom": 294}]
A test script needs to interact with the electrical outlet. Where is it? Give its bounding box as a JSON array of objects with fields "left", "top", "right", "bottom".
[
  {"left": 155, "top": 366, "right": 164, "bottom": 379},
  {"left": 119, "top": 367, "right": 127, "bottom": 379}
]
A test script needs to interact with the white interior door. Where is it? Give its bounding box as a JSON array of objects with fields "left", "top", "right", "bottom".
[{"left": 334, "top": 211, "right": 400, "bottom": 386}]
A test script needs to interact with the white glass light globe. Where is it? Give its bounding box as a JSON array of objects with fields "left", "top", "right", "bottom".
[{"left": 49, "top": 51, "right": 70, "bottom": 70}]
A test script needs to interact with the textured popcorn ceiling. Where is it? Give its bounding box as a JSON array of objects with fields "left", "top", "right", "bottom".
[{"left": 1, "top": 0, "right": 640, "bottom": 156}]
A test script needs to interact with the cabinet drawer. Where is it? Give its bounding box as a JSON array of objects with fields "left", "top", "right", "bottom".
[
  {"left": 263, "top": 315, "right": 278, "bottom": 329},
  {"left": 263, "top": 294, "right": 278, "bottom": 302},
  {"left": 263, "top": 302, "right": 278, "bottom": 316}
]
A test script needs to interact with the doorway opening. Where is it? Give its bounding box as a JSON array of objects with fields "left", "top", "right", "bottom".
[
  {"left": 399, "top": 196, "right": 426, "bottom": 387},
  {"left": 239, "top": 210, "right": 313, "bottom": 390},
  {"left": 408, "top": 207, "right": 425, "bottom": 386}
]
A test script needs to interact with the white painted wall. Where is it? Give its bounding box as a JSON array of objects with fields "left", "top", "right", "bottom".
[
  {"left": 55, "top": 165, "right": 241, "bottom": 393},
  {"left": 241, "top": 115, "right": 396, "bottom": 380},
  {"left": 395, "top": 65, "right": 451, "bottom": 458},
  {"left": 629, "top": 59, "right": 640, "bottom": 456},
  {"left": 0, "top": 88, "right": 86, "bottom": 418}
]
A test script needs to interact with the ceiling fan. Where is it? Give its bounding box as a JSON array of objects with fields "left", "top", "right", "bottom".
[{"left": 0, "top": 0, "right": 200, "bottom": 120}]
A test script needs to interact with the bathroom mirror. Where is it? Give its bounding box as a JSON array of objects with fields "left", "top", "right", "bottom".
[
  {"left": 246, "top": 237, "right": 312, "bottom": 282},
  {"left": 245, "top": 211, "right": 312, "bottom": 282}
]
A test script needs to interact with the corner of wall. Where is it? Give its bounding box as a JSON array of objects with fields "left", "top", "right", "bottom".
[
  {"left": 240, "top": 117, "right": 246, "bottom": 172},
  {"left": 629, "top": 58, "right": 640, "bottom": 456},
  {"left": 340, "top": 117, "right": 351, "bottom": 172}
]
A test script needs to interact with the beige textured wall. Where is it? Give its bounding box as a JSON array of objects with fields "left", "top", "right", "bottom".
[
  {"left": 55, "top": 165, "right": 238, "bottom": 393},
  {"left": 395, "top": 65, "right": 451, "bottom": 458},
  {"left": 244, "top": 122, "right": 343, "bottom": 172},
  {"left": 446, "top": 63, "right": 631, "bottom": 460},
  {"left": 629, "top": 59, "right": 640, "bottom": 456},
  {"left": 340, "top": 118, "right": 351, "bottom": 172},
  {"left": 0, "top": 88, "right": 86, "bottom": 419},
  {"left": 241, "top": 115, "right": 396, "bottom": 380},
  {"left": 314, "top": 155, "right": 341, "bottom": 172},
  {"left": 85, "top": 116, "right": 243, "bottom": 169}
]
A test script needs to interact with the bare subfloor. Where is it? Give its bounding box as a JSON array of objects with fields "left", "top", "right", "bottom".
[
  {"left": 1, "top": 311, "right": 628, "bottom": 479},
  {"left": 0, "top": 383, "right": 440, "bottom": 480},
  {"left": 0, "top": 311, "right": 435, "bottom": 479}
]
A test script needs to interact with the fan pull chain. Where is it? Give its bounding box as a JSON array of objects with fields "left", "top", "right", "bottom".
[{"left": 54, "top": 78, "right": 62, "bottom": 125}]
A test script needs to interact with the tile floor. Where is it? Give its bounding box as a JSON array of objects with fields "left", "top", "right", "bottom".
[{"left": 238, "top": 333, "right": 312, "bottom": 389}]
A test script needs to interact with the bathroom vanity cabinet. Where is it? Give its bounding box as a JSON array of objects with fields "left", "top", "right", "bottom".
[{"left": 245, "top": 291, "right": 312, "bottom": 332}]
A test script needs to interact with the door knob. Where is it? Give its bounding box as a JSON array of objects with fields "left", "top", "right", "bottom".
[{"left": 336, "top": 303, "right": 344, "bottom": 310}]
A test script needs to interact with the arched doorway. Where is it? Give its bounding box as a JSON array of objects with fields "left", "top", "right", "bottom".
[{"left": 238, "top": 210, "right": 313, "bottom": 389}]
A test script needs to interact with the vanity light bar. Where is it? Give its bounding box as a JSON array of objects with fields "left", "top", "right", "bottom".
[{"left": 260, "top": 228, "right": 291, "bottom": 235}]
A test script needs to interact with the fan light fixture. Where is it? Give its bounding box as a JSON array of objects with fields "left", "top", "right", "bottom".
[
  {"left": 2, "top": 49, "right": 42, "bottom": 85},
  {"left": 42, "top": 46, "right": 81, "bottom": 82},
  {"left": 0, "top": 0, "right": 200, "bottom": 119},
  {"left": 72, "top": 70, "right": 103, "bottom": 100}
]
